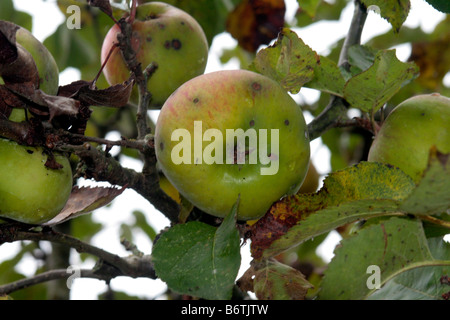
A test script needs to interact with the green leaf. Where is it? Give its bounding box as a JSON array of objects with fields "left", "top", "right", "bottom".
[
  {"left": 360, "top": 0, "right": 411, "bottom": 32},
  {"left": 152, "top": 201, "right": 241, "bottom": 300},
  {"left": 347, "top": 45, "right": 378, "bottom": 77},
  {"left": 250, "top": 28, "right": 319, "bottom": 94},
  {"left": 253, "top": 259, "right": 313, "bottom": 300},
  {"left": 304, "top": 55, "right": 346, "bottom": 96},
  {"left": 250, "top": 161, "right": 416, "bottom": 259},
  {"left": 0, "top": 0, "right": 32, "bottom": 32},
  {"left": 424, "top": 0, "right": 450, "bottom": 13},
  {"left": 319, "top": 217, "right": 449, "bottom": 300},
  {"left": 162, "top": 0, "right": 235, "bottom": 45},
  {"left": 296, "top": 0, "right": 322, "bottom": 18},
  {"left": 343, "top": 49, "right": 419, "bottom": 113},
  {"left": 399, "top": 151, "right": 450, "bottom": 215}
]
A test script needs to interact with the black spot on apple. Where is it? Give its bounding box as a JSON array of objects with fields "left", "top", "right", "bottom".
[
  {"left": 146, "top": 36, "right": 152, "bottom": 42},
  {"left": 284, "top": 119, "right": 290, "bottom": 126},
  {"left": 171, "top": 39, "right": 182, "bottom": 50},
  {"left": 249, "top": 119, "right": 255, "bottom": 127},
  {"left": 26, "top": 150, "right": 34, "bottom": 154},
  {"left": 160, "top": 142, "right": 164, "bottom": 151},
  {"left": 193, "top": 97, "right": 199, "bottom": 104},
  {"left": 252, "top": 82, "right": 262, "bottom": 91},
  {"left": 164, "top": 41, "right": 171, "bottom": 49}
]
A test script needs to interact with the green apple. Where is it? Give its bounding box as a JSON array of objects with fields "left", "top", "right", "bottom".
[
  {"left": 0, "top": 138, "right": 72, "bottom": 225},
  {"left": 368, "top": 93, "right": 450, "bottom": 183},
  {"left": 155, "top": 70, "right": 310, "bottom": 221},
  {"left": 101, "top": 2, "right": 209, "bottom": 108}
]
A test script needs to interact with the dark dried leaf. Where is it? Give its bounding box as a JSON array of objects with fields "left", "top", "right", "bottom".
[
  {"left": 88, "top": 0, "right": 114, "bottom": 20},
  {"left": 0, "top": 21, "right": 39, "bottom": 91},
  {"left": 44, "top": 185, "right": 126, "bottom": 226},
  {"left": 58, "top": 78, "right": 134, "bottom": 108}
]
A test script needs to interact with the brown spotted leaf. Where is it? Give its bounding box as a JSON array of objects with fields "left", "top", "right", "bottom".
[
  {"left": 44, "top": 185, "right": 126, "bottom": 226},
  {"left": 226, "top": 0, "right": 285, "bottom": 52},
  {"left": 250, "top": 28, "right": 319, "bottom": 94},
  {"left": 253, "top": 260, "right": 313, "bottom": 300},
  {"left": 250, "top": 161, "right": 416, "bottom": 260}
]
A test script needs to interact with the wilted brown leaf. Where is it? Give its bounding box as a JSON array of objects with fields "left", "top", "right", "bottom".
[
  {"left": 58, "top": 78, "right": 134, "bottom": 108},
  {"left": 44, "top": 185, "right": 126, "bottom": 226},
  {"left": 226, "top": 0, "right": 285, "bottom": 52},
  {"left": 0, "top": 21, "right": 39, "bottom": 94},
  {"left": 409, "top": 36, "right": 450, "bottom": 90}
]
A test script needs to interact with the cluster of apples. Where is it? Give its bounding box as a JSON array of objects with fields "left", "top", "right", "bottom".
[{"left": 1, "top": 2, "right": 449, "bottom": 226}]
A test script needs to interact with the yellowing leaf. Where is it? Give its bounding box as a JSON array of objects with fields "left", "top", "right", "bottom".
[{"left": 250, "top": 28, "right": 319, "bottom": 94}]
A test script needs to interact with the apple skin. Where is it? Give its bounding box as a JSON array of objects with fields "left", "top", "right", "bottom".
[
  {"left": 368, "top": 93, "right": 450, "bottom": 183},
  {"left": 101, "top": 2, "right": 208, "bottom": 108},
  {"left": 0, "top": 138, "right": 72, "bottom": 225},
  {"left": 155, "top": 70, "right": 310, "bottom": 221}
]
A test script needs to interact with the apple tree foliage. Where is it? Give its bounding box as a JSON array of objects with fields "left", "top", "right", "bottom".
[{"left": 0, "top": 0, "right": 449, "bottom": 300}]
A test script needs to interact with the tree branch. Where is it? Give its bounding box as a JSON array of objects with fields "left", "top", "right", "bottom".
[
  {"left": 0, "top": 223, "right": 157, "bottom": 295},
  {"left": 307, "top": 0, "right": 368, "bottom": 141}
]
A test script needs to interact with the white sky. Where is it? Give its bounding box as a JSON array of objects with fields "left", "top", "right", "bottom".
[{"left": 2, "top": 0, "right": 448, "bottom": 300}]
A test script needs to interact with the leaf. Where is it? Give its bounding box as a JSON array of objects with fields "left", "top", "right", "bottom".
[
  {"left": 0, "top": 0, "right": 32, "bottom": 32},
  {"left": 296, "top": 0, "right": 322, "bottom": 18},
  {"left": 360, "top": 0, "right": 411, "bottom": 32},
  {"left": 295, "top": 0, "right": 347, "bottom": 28},
  {"left": 319, "top": 217, "right": 450, "bottom": 300},
  {"left": 424, "top": 0, "right": 450, "bottom": 13},
  {"left": 343, "top": 49, "right": 419, "bottom": 113},
  {"left": 399, "top": 149, "right": 450, "bottom": 216},
  {"left": 226, "top": 0, "right": 286, "bottom": 52},
  {"left": 161, "top": 0, "right": 236, "bottom": 45},
  {"left": 58, "top": 79, "right": 134, "bottom": 108},
  {"left": 152, "top": 201, "right": 241, "bottom": 300},
  {"left": 43, "top": 186, "right": 126, "bottom": 226},
  {"left": 347, "top": 45, "right": 378, "bottom": 77},
  {"left": 252, "top": 259, "right": 313, "bottom": 300},
  {"left": 250, "top": 28, "right": 319, "bottom": 94},
  {"left": 368, "top": 238, "right": 450, "bottom": 299},
  {"left": 250, "top": 161, "right": 416, "bottom": 259},
  {"left": 304, "top": 55, "right": 346, "bottom": 96}
]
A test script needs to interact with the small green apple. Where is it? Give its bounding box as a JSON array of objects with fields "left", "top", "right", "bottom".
[
  {"left": 155, "top": 70, "right": 310, "bottom": 221},
  {"left": 101, "top": 2, "right": 209, "bottom": 108},
  {"left": 368, "top": 93, "right": 450, "bottom": 183},
  {"left": 0, "top": 138, "right": 72, "bottom": 225}
]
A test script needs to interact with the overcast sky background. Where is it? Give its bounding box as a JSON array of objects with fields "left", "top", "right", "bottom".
[{"left": 1, "top": 0, "right": 447, "bottom": 299}]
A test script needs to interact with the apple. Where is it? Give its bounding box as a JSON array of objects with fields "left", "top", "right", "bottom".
[
  {"left": 101, "top": 2, "right": 209, "bottom": 108},
  {"left": 0, "top": 138, "right": 72, "bottom": 225},
  {"left": 368, "top": 93, "right": 450, "bottom": 183},
  {"left": 155, "top": 70, "right": 310, "bottom": 221}
]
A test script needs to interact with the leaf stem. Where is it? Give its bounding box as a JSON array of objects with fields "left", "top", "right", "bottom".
[{"left": 419, "top": 215, "right": 450, "bottom": 229}]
